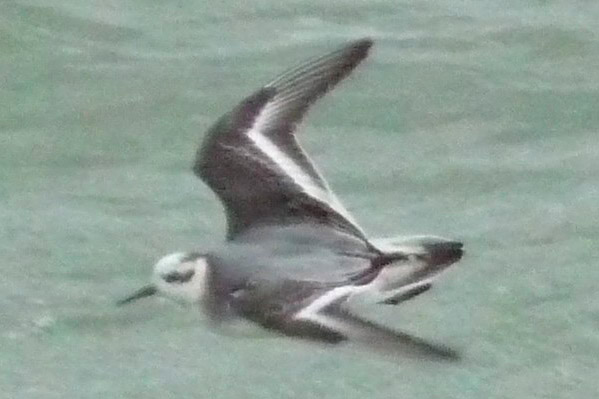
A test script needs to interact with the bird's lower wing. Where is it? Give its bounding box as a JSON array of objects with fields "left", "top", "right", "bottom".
[
  {"left": 289, "top": 287, "right": 459, "bottom": 361},
  {"left": 232, "top": 278, "right": 459, "bottom": 361},
  {"left": 319, "top": 307, "right": 460, "bottom": 361}
]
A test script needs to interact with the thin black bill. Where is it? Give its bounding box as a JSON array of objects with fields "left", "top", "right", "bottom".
[{"left": 116, "top": 285, "right": 157, "bottom": 306}]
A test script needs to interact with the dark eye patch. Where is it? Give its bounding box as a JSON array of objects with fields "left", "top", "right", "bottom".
[{"left": 162, "top": 269, "right": 195, "bottom": 284}]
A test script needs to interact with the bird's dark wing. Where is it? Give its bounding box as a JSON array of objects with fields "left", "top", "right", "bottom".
[
  {"left": 193, "top": 39, "right": 373, "bottom": 240},
  {"left": 318, "top": 305, "right": 460, "bottom": 361},
  {"left": 228, "top": 279, "right": 459, "bottom": 361}
]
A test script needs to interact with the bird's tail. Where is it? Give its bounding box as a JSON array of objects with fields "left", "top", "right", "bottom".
[{"left": 360, "top": 235, "right": 464, "bottom": 305}]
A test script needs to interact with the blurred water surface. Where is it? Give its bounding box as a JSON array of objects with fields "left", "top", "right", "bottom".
[{"left": 2, "top": 1, "right": 599, "bottom": 398}]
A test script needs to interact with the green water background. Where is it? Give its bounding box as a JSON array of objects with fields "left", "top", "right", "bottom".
[{"left": 2, "top": 1, "right": 599, "bottom": 398}]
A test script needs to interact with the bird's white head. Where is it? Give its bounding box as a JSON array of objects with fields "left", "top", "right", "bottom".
[{"left": 117, "top": 252, "right": 209, "bottom": 306}]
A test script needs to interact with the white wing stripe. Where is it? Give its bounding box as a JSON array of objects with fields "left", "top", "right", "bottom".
[
  {"left": 246, "top": 126, "right": 327, "bottom": 204},
  {"left": 246, "top": 113, "right": 359, "bottom": 226},
  {"left": 294, "top": 285, "right": 356, "bottom": 331}
]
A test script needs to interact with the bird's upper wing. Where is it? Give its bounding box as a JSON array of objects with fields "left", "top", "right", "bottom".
[{"left": 193, "top": 39, "right": 373, "bottom": 240}]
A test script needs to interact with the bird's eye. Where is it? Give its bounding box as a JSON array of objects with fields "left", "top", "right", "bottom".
[{"left": 162, "top": 269, "right": 195, "bottom": 283}]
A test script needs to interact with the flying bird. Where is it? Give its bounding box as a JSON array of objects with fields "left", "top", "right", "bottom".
[{"left": 118, "top": 38, "right": 464, "bottom": 361}]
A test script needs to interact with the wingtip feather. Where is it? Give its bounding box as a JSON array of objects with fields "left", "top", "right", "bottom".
[{"left": 352, "top": 37, "right": 374, "bottom": 52}]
